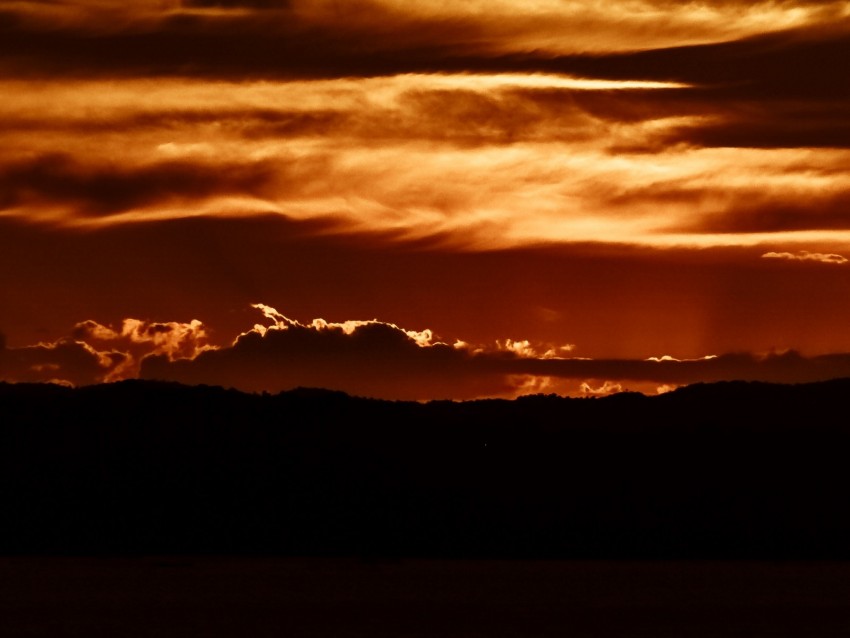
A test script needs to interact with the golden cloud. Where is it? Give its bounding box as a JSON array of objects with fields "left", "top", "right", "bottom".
[{"left": 761, "top": 250, "right": 849, "bottom": 264}]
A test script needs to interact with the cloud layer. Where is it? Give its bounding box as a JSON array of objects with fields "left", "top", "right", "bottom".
[
  {"left": 3, "top": 16, "right": 850, "bottom": 249},
  {"left": 5, "top": 304, "right": 850, "bottom": 401},
  {"left": 3, "top": 1, "right": 847, "bottom": 79},
  {"left": 2, "top": 1, "right": 850, "bottom": 385}
]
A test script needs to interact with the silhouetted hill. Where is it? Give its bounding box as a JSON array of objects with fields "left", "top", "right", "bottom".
[{"left": 2, "top": 379, "right": 850, "bottom": 558}]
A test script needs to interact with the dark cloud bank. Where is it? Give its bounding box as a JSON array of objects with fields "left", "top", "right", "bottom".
[
  {"left": 0, "top": 153, "right": 276, "bottom": 215},
  {"left": 5, "top": 304, "right": 850, "bottom": 400},
  {"left": 140, "top": 313, "right": 850, "bottom": 399}
]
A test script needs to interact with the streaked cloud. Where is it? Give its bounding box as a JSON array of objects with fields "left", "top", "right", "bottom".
[
  {"left": 3, "top": 0, "right": 847, "bottom": 79},
  {"left": 762, "top": 250, "right": 848, "bottom": 264},
  {"left": 0, "top": 153, "right": 277, "bottom": 218},
  {"left": 3, "top": 59, "right": 849, "bottom": 251}
]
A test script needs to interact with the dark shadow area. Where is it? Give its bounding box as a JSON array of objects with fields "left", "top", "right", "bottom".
[
  {"left": 1, "top": 379, "right": 850, "bottom": 559},
  {"left": 2, "top": 557, "right": 849, "bottom": 638}
]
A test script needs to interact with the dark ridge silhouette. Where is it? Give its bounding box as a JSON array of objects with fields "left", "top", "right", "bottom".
[{"left": 1, "top": 378, "right": 850, "bottom": 558}]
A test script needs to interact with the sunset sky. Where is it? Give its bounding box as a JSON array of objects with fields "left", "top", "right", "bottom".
[{"left": 2, "top": 0, "right": 850, "bottom": 399}]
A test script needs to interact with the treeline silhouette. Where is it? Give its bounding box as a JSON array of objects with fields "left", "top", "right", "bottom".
[{"left": 1, "top": 379, "right": 849, "bottom": 558}]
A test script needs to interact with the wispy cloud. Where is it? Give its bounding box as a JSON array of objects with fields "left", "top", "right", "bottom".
[
  {"left": 3, "top": 59, "right": 849, "bottom": 251},
  {"left": 762, "top": 250, "right": 848, "bottom": 264},
  {"left": 3, "top": 0, "right": 847, "bottom": 79}
]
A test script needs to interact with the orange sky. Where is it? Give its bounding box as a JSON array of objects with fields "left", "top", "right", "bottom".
[{"left": 2, "top": 0, "right": 850, "bottom": 399}]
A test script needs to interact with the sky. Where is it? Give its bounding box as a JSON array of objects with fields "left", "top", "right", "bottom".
[{"left": 2, "top": 0, "right": 850, "bottom": 400}]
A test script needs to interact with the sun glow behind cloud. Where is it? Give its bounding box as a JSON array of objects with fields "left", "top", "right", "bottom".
[
  {"left": 2, "top": 0, "right": 850, "bottom": 395},
  {"left": 9, "top": 303, "right": 850, "bottom": 401}
]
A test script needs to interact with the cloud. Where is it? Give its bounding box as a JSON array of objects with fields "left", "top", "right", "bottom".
[
  {"left": 0, "top": 77, "right": 676, "bottom": 147},
  {"left": 7, "top": 207, "right": 850, "bottom": 373},
  {"left": 6, "top": 72, "right": 848, "bottom": 250},
  {"left": 2, "top": 1, "right": 849, "bottom": 380},
  {"left": 761, "top": 250, "right": 848, "bottom": 264},
  {"left": 3, "top": 33, "right": 849, "bottom": 247},
  {"left": 73, "top": 318, "right": 212, "bottom": 360},
  {"left": 0, "top": 153, "right": 276, "bottom": 217},
  {"left": 580, "top": 380, "right": 624, "bottom": 396},
  {"left": 655, "top": 384, "right": 679, "bottom": 395},
  {"left": 1, "top": 1, "right": 847, "bottom": 80},
  {"left": 511, "top": 350, "right": 850, "bottom": 387},
  {"left": 140, "top": 305, "right": 514, "bottom": 400},
  {"left": 0, "top": 338, "right": 125, "bottom": 386},
  {"left": 71, "top": 317, "right": 213, "bottom": 380},
  {"left": 673, "top": 192, "right": 850, "bottom": 235},
  {"left": 6, "top": 304, "right": 850, "bottom": 398},
  {"left": 132, "top": 304, "right": 850, "bottom": 400},
  {"left": 495, "top": 339, "right": 574, "bottom": 359},
  {"left": 0, "top": 3, "right": 479, "bottom": 79},
  {"left": 0, "top": 315, "right": 213, "bottom": 387},
  {"left": 134, "top": 304, "right": 574, "bottom": 400},
  {"left": 182, "top": 0, "right": 290, "bottom": 9}
]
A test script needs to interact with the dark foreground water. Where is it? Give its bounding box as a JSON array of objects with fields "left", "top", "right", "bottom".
[{"left": 1, "top": 558, "right": 848, "bottom": 637}]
